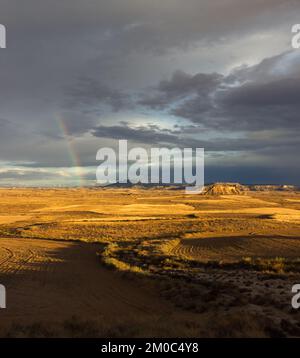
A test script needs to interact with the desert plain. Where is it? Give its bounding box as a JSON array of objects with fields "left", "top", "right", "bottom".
[{"left": 0, "top": 186, "right": 300, "bottom": 337}]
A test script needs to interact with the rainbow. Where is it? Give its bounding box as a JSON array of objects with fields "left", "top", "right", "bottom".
[{"left": 56, "top": 115, "right": 84, "bottom": 187}]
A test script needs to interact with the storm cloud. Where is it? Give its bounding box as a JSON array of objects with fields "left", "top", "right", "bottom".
[{"left": 0, "top": 0, "right": 299, "bottom": 184}]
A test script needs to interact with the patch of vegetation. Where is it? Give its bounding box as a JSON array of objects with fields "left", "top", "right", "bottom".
[
  {"left": 240, "top": 257, "right": 300, "bottom": 274},
  {"left": 99, "top": 243, "right": 147, "bottom": 274}
]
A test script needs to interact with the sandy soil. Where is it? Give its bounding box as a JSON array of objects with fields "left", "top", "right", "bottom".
[
  {"left": 0, "top": 237, "right": 171, "bottom": 335},
  {"left": 169, "top": 235, "right": 300, "bottom": 262}
]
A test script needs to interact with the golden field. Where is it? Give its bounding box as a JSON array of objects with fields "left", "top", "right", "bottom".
[{"left": 0, "top": 187, "right": 300, "bottom": 337}]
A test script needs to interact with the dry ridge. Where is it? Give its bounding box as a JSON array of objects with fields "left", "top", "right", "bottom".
[{"left": 202, "top": 182, "right": 249, "bottom": 195}]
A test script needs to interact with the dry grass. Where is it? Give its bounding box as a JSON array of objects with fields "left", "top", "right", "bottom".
[{"left": 0, "top": 188, "right": 300, "bottom": 337}]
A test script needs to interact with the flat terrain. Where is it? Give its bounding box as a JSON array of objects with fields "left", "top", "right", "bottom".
[
  {"left": 0, "top": 238, "right": 173, "bottom": 334},
  {"left": 0, "top": 188, "right": 299, "bottom": 337},
  {"left": 170, "top": 235, "right": 300, "bottom": 262}
]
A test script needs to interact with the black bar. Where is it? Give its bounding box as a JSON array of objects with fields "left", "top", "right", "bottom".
[{"left": 0, "top": 338, "right": 298, "bottom": 355}]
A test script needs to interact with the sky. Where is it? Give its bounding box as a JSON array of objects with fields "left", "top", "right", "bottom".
[{"left": 0, "top": 0, "right": 299, "bottom": 186}]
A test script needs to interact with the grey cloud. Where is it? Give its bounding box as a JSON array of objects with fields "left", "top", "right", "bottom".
[
  {"left": 0, "top": 0, "right": 299, "bottom": 184},
  {"left": 142, "top": 51, "right": 300, "bottom": 132},
  {"left": 221, "top": 78, "right": 300, "bottom": 106},
  {"left": 139, "top": 70, "right": 222, "bottom": 110},
  {"left": 92, "top": 123, "right": 184, "bottom": 146},
  {"left": 3, "top": 0, "right": 298, "bottom": 53},
  {"left": 0, "top": 169, "right": 66, "bottom": 180},
  {"left": 64, "top": 77, "right": 132, "bottom": 113},
  {"left": 92, "top": 122, "right": 300, "bottom": 154},
  {"left": 61, "top": 77, "right": 133, "bottom": 135}
]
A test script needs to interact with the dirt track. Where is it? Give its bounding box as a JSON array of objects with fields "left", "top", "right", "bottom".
[{"left": 0, "top": 237, "right": 169, "bottom": 332}]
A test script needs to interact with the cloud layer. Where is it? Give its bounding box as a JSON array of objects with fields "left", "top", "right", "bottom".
[{"left": 0, "top": 0, "right": 299, "bottom": 184}]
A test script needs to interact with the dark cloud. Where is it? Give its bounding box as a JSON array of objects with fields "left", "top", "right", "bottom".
[
  {"left": 142, "top": 51, "right": 300, "bottom": 132},
  {"left": 91, "top": 122, "right": 300, "bottom": 154},
  {"left": 61, "top": 77, "right": 133, "bottom": 135},
  {"left": 64, "top": 77, "right": 132, "bottom": 113},
  {"left": 221, "top": 78, "right": 300, "bottom": 107},
  {"left": 139, "top": 70, "right": 222, "bottom": 110},
  {"left": 0, "top": 1, "right": 299, "bottom": 184},
  {"left": 92, "top": 123, "right": 184, "bottom": 146}
]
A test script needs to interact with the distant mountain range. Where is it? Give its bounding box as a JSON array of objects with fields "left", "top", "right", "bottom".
[{"left": 96, "top": 182, "right": 300, "bottom": 193}]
